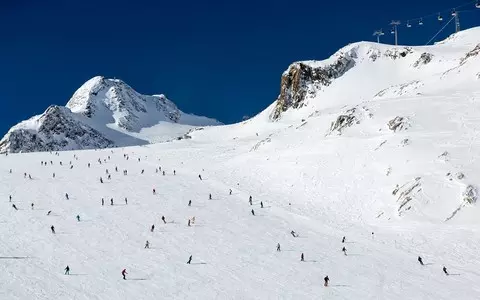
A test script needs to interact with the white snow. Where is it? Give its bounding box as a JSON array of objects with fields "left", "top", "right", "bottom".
[{"left": 1, "top": 28, "right": 480, "bottom": 299}]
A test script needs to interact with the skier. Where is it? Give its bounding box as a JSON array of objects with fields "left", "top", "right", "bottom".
[
  {"left": 31, "top": 203, "right": 34, "bottom": 210},
  {"left": 111, "top": 198, "right": 114, "bottom": 206},
  {"left": 108, "top": 174, "right": 111, "bottom": 180},
  {"left": 187, "top": 255, "right": 192, "bottom": 264},
  {"left": 162, "top": 216, "right": 166, "bottom": 224},
  {"left": 12, "top": 204, "right": 18, "bottom": 210},
  {"left": 163, "top": 171, "right": 165, "bottom": 176},
  {"left": 76, "top": 215, "right": 80, "bottom": 222},
  {"left": 188, "top": 200, "right": 192, "bottom": 207},
  {"left": 301, "top": 253, "right": 304, "bottom": 262},
  {"left": 47, "top": 210, "right": 52, "bottom": 216},
  {"left": 106, "top": 169, "right": 109, "bottom": 174},
  {"left": 324, "top": 276, "right": 330, "bottom": 287},
  {"left": 188, "top": 219, "right": 191, "bottom": 227},
  {"left": 251, "top": 209, "right": 255, "bottom": 216},
  {"left": 342, "top": 247, "right": 347, "bottom": 256},
  {"left": 115, "top": 166, "right": 118, "bottom": 172},
  {"left": 371, "top": 232, "right": 375, "bottom": 239},
  {"left": 88, "top": 163, "right": 91, "bottom": 168},
  {"left": 28, "top": 174, "right": 32, "bottom": 179},
  {"left": 418, "top": 256, "right": 424, "bottom": 266},
  {"left": 153, "top": 188, "right": 156, "bottom": 195},
  {"left": 141, "top": 169, "right": 144, "bottom": 174},
  {"left": 64, "top": 265, "right": 70, "bottom": 275},
  {"left": 125, "top": 197, "right": 128, "bottom": 205},
  {"left": 277, "top": 243, "right": 281, "bottom": 252},
  {"left": 291, "top": 230, "right": 297, "bottom": 237},
  {"left": 51, "top": 225, "right": 56, "bottom": 234},
  {"left": 65, "top": 193, "right": 69, "bottom": 200},
  {"left": 173, "top": 170, "right": 176, "bottom": 175},
  {"left": 9, "top": 195, "right": 11, "bottom": 202},
  {"left": 100, "top": 177, "right": 103, "bottom": 184},
  {"left": 191, "top": 216, "right": 196, "bottom": 224},
  {"left": 151, "top": 224, "right": 155, "bottom": 232},
  {"left": 229, "top": 189, "right": 232, "bottom": 195},
  {"left": 209, "top": 194, "right": 212, "bottom": 200},
  {"left": 145, "top": 240, "right": 150, "bottom": 249},
  {"left": 342, "top": 236, "right": 346, "bottom": 243},
  {"left": 122, "top": 269, "right": 128, "bottom": 280},
  {"left": 102, "top": 198, "right": 104, "bottom": 206},
  {"left": 260, "top": 201, "right": 264, "bottom": 208},
  {"left": 198, "top": 174, "right": 202, "bottom": 180},
  {"left": 443, "top": 266, "right": 449, "bottom": 275},
  {"left": 53, "top": 173, "right": 55, "bottom": 178},
  {"left": 249, "top": 196, "right": 253, "bottom": 205}
]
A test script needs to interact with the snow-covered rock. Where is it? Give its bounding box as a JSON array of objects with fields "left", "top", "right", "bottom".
[{"left": 0, "top": 77, "right": 220, "bottom": 153}]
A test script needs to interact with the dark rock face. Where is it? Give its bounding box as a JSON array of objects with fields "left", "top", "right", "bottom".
[
  {"left": 0, "top": 106, "right": 114, "bottom": 153},
  {"left": 413, "top": 53, "right": 433, "bottom": 68},
  {"left": 270, "top": 54, "right": 356, "bottom": 120}
]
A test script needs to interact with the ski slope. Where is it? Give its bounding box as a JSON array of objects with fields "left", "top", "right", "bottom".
[
  {"left": 1, "top": 27, "right": 480, "bottom": 300},
  {"left": 1, "top": 133, "right": 480, "bottom": 300}
]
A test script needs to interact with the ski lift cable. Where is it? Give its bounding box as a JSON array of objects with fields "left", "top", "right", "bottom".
[
  {"left": 393, "top": 0, "right": 477, "bottom": 26},
  {"left": 425, "top": 16, "right": 456, "bottom": 45}
]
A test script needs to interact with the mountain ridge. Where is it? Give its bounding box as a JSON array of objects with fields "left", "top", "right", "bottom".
[{"left": 0, "top": 76, "right": 220, "bottom": 153}]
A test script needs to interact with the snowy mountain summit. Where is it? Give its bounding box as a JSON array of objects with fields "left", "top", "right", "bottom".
[
  {"left": 0, "top": 76, "right": 220, "bottom": 153},
  {"left": 270, "top": 27, "right": 480, "bottom": 121}
]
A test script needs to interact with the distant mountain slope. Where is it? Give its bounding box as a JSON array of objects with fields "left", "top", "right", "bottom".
[
  {"left": 0, "top": 76, "right": 220, "bottom": 153},
  {"left": 187, "top": 27, "right": 480, "bottom": 224}
]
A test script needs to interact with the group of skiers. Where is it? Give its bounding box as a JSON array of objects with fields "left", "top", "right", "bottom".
[{"left": 5, "top": 149, "right": 455, "bottom": 290}]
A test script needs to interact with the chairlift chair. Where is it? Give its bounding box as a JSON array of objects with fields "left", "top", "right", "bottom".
[
  {"left": 418, "top": 18, "right": 423, "bottom": 25},
  {"left": 476, "top": 1, "right": 480, "bottom": 8},
  {"left": 438, "top": 13, "right": 443, "bottom": 21},
  {"left": 406, "top": 22, "right": 412, "bottom": 28},
  {"left": 391, "top": 28, "right": 395, "bottom": 34},
  {"left": 451, "top": 9, "right": 457, "bottom": 16}
]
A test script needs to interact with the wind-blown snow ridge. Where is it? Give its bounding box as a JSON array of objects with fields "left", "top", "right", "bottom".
[{"left": 0, "top": 77, "right": 221, "bottom": 153}]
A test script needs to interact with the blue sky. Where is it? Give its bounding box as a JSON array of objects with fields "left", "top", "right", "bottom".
[{"left": 1, "top": 0, "right": 479, "bottom": 134}]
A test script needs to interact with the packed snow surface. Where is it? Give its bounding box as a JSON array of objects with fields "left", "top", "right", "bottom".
[{"left": 1, "top": 28, "right": 480, "bottom": 299}]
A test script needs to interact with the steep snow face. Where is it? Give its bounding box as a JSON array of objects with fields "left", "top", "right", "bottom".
[
  {"left": 270, "top": 27, "right": 480, "bottom": 121},
  {"left": 65, "top": 76, "right": 188, "bottom": 132},
  {"left": 0, "top": 77, "right": 220, "bottom": 153}
]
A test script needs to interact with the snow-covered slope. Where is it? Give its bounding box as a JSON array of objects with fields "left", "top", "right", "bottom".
[
  {"left": 0, "top": 77, "right": 220, "bottom": 153},
  {"left": 1, "top": 28, "right": 480, "bottom": 299}
]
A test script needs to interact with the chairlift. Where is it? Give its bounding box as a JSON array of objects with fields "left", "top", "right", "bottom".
[
  {"left": 391, "top": 27, "right": 395, "bottom": 34},
  {"left": 406, "top": 21, "right": 412, "bottom": 28},
  {"left": 418, "top": 18, "right": 423, "bottom": 25},
  {"left": 438, "top": 13, "right": 443, "bottom": 21},
  {"left": 451, "top": 9, "right": 457, "bottom": 16},
  {"left": 476, "top": 1, "right": 480, "bottom": 8}
]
